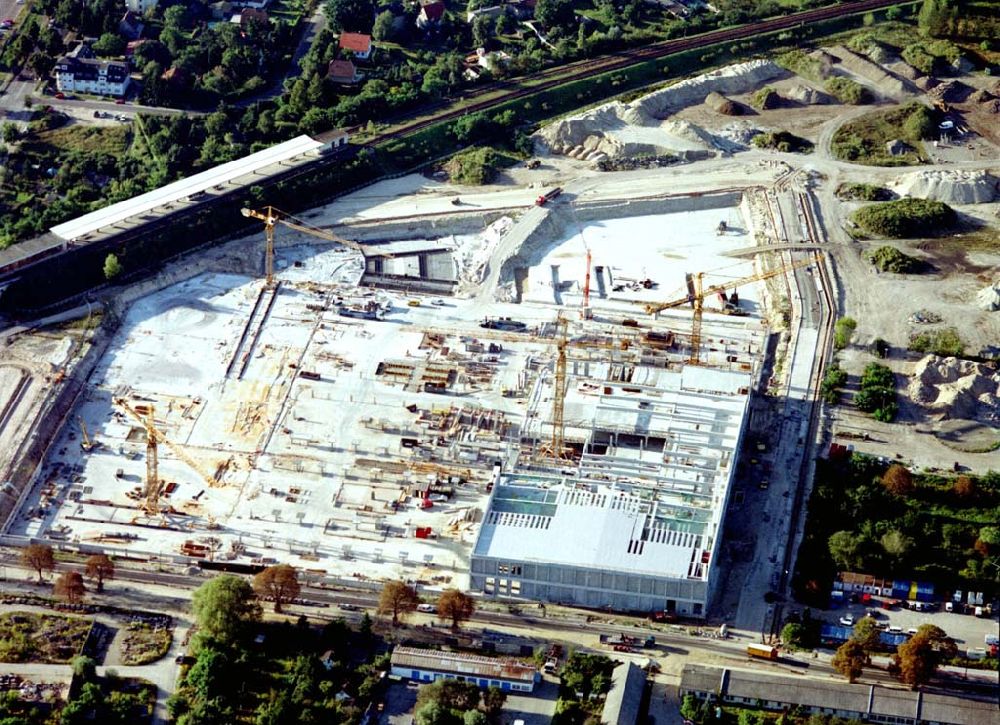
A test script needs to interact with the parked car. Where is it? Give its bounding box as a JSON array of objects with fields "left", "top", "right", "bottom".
[
  {"left": 53, "top": 92, "right": 65, "bottom": 99},
  {"left": 417, "top": 603, "right": 436, "bottom": 613},
  {"left": 338, "top": 603, "right": 359, "bottom": 611},
  {"left": 839, "top": 613, "right": 855, "bottom": 627}
]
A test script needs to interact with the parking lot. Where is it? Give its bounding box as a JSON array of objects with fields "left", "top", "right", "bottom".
[{"left": 824, "top": 597, "right": 999, "bottom": 653}]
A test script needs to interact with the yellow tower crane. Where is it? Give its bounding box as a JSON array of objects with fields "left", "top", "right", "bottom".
[
  {"left": 240, "top": 206, "right": 384, "bottom": 288},
  {"left": 643, "top": 253, "right": 823, "bottom": 365},
  {"left": 421, "top": 316, "right": 634, "bottom": 459},
  {"left": 114, "top": 397, "right": 228, "bottom": 516}
]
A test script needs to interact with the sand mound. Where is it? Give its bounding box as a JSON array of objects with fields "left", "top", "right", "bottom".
[
  {"left": 908, "top": 355, "right": 1000, "bottom": 422},
  {"left": 705, "top": 91, "right": 743, "bottom": 115},
  {"left": 785, "top": 84, "right": 832, "bottom": 104},
  {"left": 977, "top": 282, "right": 1000, "bottom": 311},
  {"left": 892, "top": 170, "right": 998, "bottom": 204},
  {"left": 536, "top": 59, "right": 783, "bottom": 161}
]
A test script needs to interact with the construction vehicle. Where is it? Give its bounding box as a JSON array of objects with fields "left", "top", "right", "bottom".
[
  {"left": 643, "top": 254, "right": 822, "bottom": 365},
  {"left": 114, "top": 397, "right": 228, "bottom": 516},
  {"left": 240, "top": 206, "right": 386, "bottom": 288},
  {"left": 535, "top": 187, "right": 562, "bottom": 206},
  {"left": 600, "top": 633, "right": 656, "bottom": 649},
  {"left": 78, "top": 417, "right": 94, "bottom": 451}
]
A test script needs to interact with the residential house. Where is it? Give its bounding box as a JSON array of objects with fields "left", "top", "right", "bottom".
[
  {"left": 416, "top": 0, "right": 445, "bottom": 29},
  {"left": 118, "top": 11, "right": 144, "bottom": 40},
  {"left": 338, "top": 32, "right": 372, "bottom": 60},
  {"left": 124, "top": 0, "right": 159, "bottom": 14},
  {"left": 239, "top": 7, "right": 269, "bottom": 27},
  {"left": 209, "top": 1, "right": 234, "bottom": 20},
  {"left": 54, "top": 56, "right": 131, "bottom": 97},
  {"left": 327, "top": 59, "right": 359, "bottom": 84},
  {"left": 231, "top": 0, "right": 272, "bottom": 8},
  {"left": 389, "top": 646, "right": 538, "bottom": 692}
]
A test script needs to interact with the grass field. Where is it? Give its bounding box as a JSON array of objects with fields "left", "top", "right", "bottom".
[
  {"left": 33, "top": 125, "right": 132, "bottom": 156},
  {"left": 0, "top": 612, "right": 92, "bottom": 664},
  {"left": 832, "top": 103, "right": 932, "bottom": 166}
]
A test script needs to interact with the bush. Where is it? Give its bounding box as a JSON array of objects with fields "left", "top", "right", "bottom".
[
  {"left": 852, "top": 198, "right": 957, "bottom": 238},
  {"left": 821, "top": 363, "right": 848, "bottom": 404},
  {"left": 826, "top": 77, "right": 871, "bottom": 105},
  {"left": 865, "top": 246, "right": 925, "bottom": 273},
  {"left": 443, "top": 147, "right": 500, "bottom": 185},
  {"left": 836, "top": 183, "right": 892, "bottom": 201},
  {"left": 751, "top": 130, "right": 813, "bottom": 153},
  {"left": 834, "top": 317, "right": 857, "bottom": 350},
  {"left": 908, "top": 327, "right": 965, "bottom": 356},
  {"left": 855, "top": 362, "right": 897, "bottom": 422}
]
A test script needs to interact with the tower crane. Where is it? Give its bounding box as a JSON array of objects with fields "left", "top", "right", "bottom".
[
  {"left": 643, "top": 254, "right": 823, "bottom": 365},
  {"left": 240, "top": 206, "right": 385, "bottom": 288},
  {"left": 421, "top": 316, "right": 634, "bottom": 459},
  {"left": 114, "top": 397, "right": 228, "bottom": 516},
  {"left": 77, "top": 417, "right": 93, "bottom": 452}
]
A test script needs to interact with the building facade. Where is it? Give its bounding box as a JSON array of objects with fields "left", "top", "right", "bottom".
[
  {"left": 389, "top": 646, "right": 537, "bottom": 692},
  {"left": 54, "top": 57, "right": 130, "bottom": 97}
]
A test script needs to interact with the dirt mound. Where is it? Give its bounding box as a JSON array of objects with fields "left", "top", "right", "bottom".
[
  {"left": 929, "top": 79, "right": 973, "bottom": 103},
  {"left": 977, "top": 282, "right": 1000, "bottom": 311},
  {"left": 969, "top": 88, "right": 996, "bottom": 104},
  {"left": 892, "top": 170, "right": 998, "bottom": 204},
  {"left": 908, "top": 355, "right": 1000, "bottom": 422},
  {"left": 705, "top": 91, "right": 743, "bottom": 115},
  {"left": 753, "top": 88, "right": 782, "bottom": 110},
  {"left": 785, "top": 84, "right": 832, "bottom": 104},
  {"left": 827, "top": 45, "right": 916, "bottom": 100},
  {"left": 536, "top": 59, "right": 782, "bottom": 161}
]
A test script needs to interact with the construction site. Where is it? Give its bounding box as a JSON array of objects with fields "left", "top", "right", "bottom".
[{"left": 1, "top": 38, "right": 997, "bottom": 620}]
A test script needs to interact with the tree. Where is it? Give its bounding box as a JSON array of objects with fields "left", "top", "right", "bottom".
[
  {"left": 827, "top": 530, "right": 862, "bottom": 571},
  {"left": 377, "top": 579, "right": 420, "bottom": 625},
  {"left": 414, "top": 700, "right": 451, "bottom": 725},
  {"left": 780, "top": 622, "right": 808, "bottom": 649},
  {"left": 252, "top": 564, "right": 301, "bottom": 613},
  {"left": 1, "top": 122, "right": 19, "bottom": 144},
  {"left": 481, "top": 687, "right": 506, "bottom": 720},
  {"left": 28, "top": 51, "right": 56, "bottom": 78},
  {"left": 80, "top": 554, "right": 115, "bottom": 594},
  {"left": 496, "top": 9, "right": 517, "bottom": 35},
  {"left": 71, "top": 655, "right": 98, "bottom": 683},
  {"left": 191, "top": 575, "right": 262, "bottom": 646},
  {"left": 880, "top": 530, "right": 914, "bottom": 560},
  {"left": 463, "top": 711, "right": 488, "bottom": 725},
  {"left": 103, "top": 253, "right": 122, "bottom": 280},
  {"left": 893, "top": 624, "right": 956, "bottom": 688},
  {"left": 437, "top": 589, "right": 475, "bottom": 629},
  {"left": 416, "top": 679, "right": 480, "bottom": 713},
  {"left": 881, "top": 465, "right": 914, "bottom": 497},
  {"left": 472, "top": 14, "right": 495, "bottom": 49},
  {"left": 20, "top": 543, "right": 55, "bottom": 582},
  {"left": 953, "top": 475, "right": 978, "bottom": 500},
  {"left": 324, "top": 0, "right": 375, "bottom": 32},
  {"left": 850, "top": 617, "right": 881, "bottom": 658},
  {"left": 372, "top": 10, "right": 396, "bottom": 41},
  {"left": 54, "top": 571, "right": 86, "bottom": 603},
  {"left": 534, "top": 0, "right": 575, "bottom": 30},
  {"left": 92, "top": 32, "right": 126, "bottom": 57},
  {"left": 832, "top": 639, "right": 866, "bottom": 683}
]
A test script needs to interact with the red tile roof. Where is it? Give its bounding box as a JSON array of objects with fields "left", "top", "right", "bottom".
[
  {"left": 339, "top": 32, "right": 371, "bottom": 54},
  {"left": 420, "top": 0, "right": 445, "bottom": 21},
  {"left": 327, "top": 59, "right": 357, "bottom": 81}
]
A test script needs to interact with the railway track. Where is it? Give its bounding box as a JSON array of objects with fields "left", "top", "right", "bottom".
[{"left": 363, "top": 0, "right": 906, "bottom": 146}]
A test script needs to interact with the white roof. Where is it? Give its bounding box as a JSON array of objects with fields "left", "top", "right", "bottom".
[
  {"left": 50, "top": 135, "right": 324, "bottom": 241},
  {"left": 474, "top": 482, "right": 706, "bottom": 579}
]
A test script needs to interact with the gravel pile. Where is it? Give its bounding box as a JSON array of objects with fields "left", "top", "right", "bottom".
[
  {"left": 705, "top": 91, "right": 743, "bottom": 115},
  {"left": 785, "top": 84, "right": 832, "bottom": 104},
  {"left": 908, "top": 355, "right": 1000, "bottom": 422},
  {"left": 892, "top": 170, "right": 999, "bottom": 204},
  {"left": 535, "top": 59, "right": 783, "bottom": 161},
  {"left": 976, "top": 282, "right": 1000, "bottom": 311}
]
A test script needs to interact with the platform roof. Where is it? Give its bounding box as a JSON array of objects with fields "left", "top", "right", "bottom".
[{"left": 50, "top": 135, "right": 325, "bottom": 242}]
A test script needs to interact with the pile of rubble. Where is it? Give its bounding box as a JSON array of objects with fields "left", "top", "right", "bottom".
[
  {"left": 892, "top": 170, "right": 998, "bottom": 204},
  {"left": 907, "top": 355, "right": 1000, "bottom": 422},
  {"left": 976, "top": 282, "right": 1000, "bottom": 311}
]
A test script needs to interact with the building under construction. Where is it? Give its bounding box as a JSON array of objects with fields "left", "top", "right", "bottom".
[{"left": 4, "top": 190, "right": 783, "bottom": 614}]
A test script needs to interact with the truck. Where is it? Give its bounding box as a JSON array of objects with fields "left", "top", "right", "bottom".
[
  {"left": 535, "top": 187, "right": 562, "bottom": 206},
  {"left": 747, "top": 644, "right": 779, "bottom": 660},
  {"left": 599, "top": 633, "right": 656, "bottom": 649}
]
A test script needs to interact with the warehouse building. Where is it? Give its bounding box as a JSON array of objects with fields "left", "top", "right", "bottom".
[
  {"left": 471, "top": 366, "right": 752, "bottom": 617},
  {"left": 389, "top": 647, "right": 538, "bottom": 692}
]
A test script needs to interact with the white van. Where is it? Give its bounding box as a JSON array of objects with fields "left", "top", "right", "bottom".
[
  {"left": 945, "top": 601, "right": 954, "bottom": 613},
  {"left": 887, "top": 625, "right": 904, "bottom": 634}
]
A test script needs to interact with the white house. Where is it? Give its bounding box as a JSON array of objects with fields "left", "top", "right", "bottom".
[
  {"left": 124, "top": 0, "right": 159, "bottom": 14},
  {"left": 54, "top": 56, "right": 131, "bottom": 98}
]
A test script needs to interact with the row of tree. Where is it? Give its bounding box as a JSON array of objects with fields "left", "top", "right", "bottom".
[{"left": 20, "top": 544, "right": 114, "bottom": 603}]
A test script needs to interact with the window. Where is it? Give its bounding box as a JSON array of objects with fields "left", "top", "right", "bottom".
[
  {"left": 485, "top": 577, "right": 495, "bottom": 594},
  {"left": 499, "top": 579, "right": 508, "bottom": 593},
  {"left": 412, "top": 670, "right": 419, "bottom": 679},
  {"left": 498, "top": 564, "right": 509, "bottom": 574},
  {"left": 511, "top": 564, "right": 521, "bottom": 576},
  {"left": 511, "top": 580, "right": 521, "bottom": 595}
]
